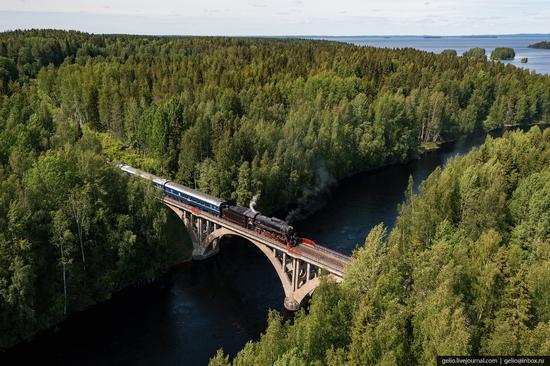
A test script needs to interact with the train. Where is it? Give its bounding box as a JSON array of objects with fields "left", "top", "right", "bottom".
[{"left": 118, "top": 164, "right": 299, "bottom": 246}]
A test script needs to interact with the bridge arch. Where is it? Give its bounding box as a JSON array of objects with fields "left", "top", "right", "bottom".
[
  {"left": 163, "top": 200, "right": 338, "bottom": 310},
  {"left": 205, "top": 228, "right": 294, "bottom": 301}
]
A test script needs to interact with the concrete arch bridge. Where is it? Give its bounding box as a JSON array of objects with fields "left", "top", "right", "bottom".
[{"left": 162, "top": 197, "right": 349, "bottom": 311}]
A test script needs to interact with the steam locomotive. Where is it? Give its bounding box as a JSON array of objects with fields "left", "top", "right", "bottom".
[
  {"left": 118, "top": 164, "right": 298, "bottom": 246},
  {"left": 222, "top": 205, "right": 298, "bottom": 246}
]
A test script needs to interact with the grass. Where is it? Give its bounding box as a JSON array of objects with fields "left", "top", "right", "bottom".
[{"left": 97, "top": 131, "right": 160, "bottom": 172}]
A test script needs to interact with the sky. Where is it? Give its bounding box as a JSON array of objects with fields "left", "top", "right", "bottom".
[{"left": 0, "top": 0, "right": 549, "bottom": 36}]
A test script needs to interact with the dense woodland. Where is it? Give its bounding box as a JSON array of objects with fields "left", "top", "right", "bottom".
[
  {"left": 211, "top": 127, "right": 550, "bottom": 365},
  {"left": 0, "top": 29, "right": 550, "bottom": 348}
]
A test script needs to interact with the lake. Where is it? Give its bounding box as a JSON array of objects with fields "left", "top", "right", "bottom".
[{"left": 308, "top": 34, "right": 550, "bottom": 75}]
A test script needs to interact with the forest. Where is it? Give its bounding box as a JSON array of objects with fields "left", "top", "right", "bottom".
[
  {"left": 211, "top": 127, "right": 550, "bottom": 365},
  {"left": 0, "top": 29, "right": 549, "bottom": 348}
]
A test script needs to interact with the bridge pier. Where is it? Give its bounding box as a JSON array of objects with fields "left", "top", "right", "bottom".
[
  {"left": 284, "top": 297, "right": 300, "bottom": 311},
  {"left": 189, "top": 214, "right": 221, "bottom": 260},
  {"left": 167, "top": 205, "right": 221, "bottom": 260},
  {"left": 277, "top": 250, "right": 322, "bottom": 311}
]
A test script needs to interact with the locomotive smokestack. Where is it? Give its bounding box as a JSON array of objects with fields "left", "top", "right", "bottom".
[{"left": 249, "top": 194, "right": 260, "bottom": 213}]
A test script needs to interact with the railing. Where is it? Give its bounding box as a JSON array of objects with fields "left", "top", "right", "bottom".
[
  {"left": 298, "top": 237, "right": 350, "bottom": 263},
  {"left": 314, "top": 244, "right": 351, "bottom": 263}
]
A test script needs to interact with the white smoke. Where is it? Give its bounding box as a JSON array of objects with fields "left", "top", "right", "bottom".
[
  {"left": 249, "top": 194, "right": 260, "bottom": 213},
  {"left": 285, "top": 162, "right": 336, "bottom": 224}
]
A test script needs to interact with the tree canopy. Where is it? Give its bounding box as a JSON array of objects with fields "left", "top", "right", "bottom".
[
  {"left": 215, "top": 127, "right": 550, "bottom": 366},
  {"left": 3, "top": 30, "right": 548, "bottom": 213},
  {"left": 0, "top": 29, "right": 549, "bottom": 348}
]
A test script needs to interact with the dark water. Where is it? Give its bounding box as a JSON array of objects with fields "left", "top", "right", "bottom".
[
  {"left": 1, "top": 238, "right": 286, "bottom": 365},
  {"left": 309, "top": 34, "right": 550, "bottom": 75},
  {"left": 2, "top": 130, "right": 505, "bottom": 365}
]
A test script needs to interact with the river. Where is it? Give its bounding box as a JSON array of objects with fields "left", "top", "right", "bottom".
[{"left": 2, "top": 130, "right": 503, "bottom": 365}]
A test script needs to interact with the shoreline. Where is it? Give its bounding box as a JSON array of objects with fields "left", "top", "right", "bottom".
[
  {"left": 0, "top": 254, "right": 194, "bottom": 352},
  {"left": 282, "top": 121, "right": 548, "bottom": 224},
  {"left": 0, "top": 207, "right": 194, "bottom": 351}
]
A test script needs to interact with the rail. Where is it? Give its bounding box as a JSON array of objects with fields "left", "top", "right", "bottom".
[{"left": 315, "top": 244, "right": 351, "bottom": 263}]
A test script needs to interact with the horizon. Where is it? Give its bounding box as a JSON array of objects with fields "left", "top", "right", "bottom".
[
  {"left": 1, "top": 0, "right": 549, "bottom": 36},
  {"left": 1, "top": 27, "right": 550, "bottom": 38}
]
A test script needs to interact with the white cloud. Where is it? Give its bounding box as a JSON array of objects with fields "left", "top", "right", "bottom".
[{"left": 0, "top": 0, "right": 549, "bottom": 35}]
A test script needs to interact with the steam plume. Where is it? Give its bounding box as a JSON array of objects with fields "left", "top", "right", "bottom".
[
  {"left": 249, "top": 194, "right": 260, "bottom": 213},
  {"left": 285, "top": 162, "right": 336, "bottom": 223}
]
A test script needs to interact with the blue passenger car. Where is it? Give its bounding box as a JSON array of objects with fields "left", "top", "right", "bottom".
[
  {"left": 118, "top": 164, "right": 226, "bottom": 216},
  {"left": 163, "top": 181, "right": 225, "bottom": 216}
]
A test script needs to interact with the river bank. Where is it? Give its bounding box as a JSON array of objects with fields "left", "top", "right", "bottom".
[
  {"left": 0, "top": 131, "right": 452, "bottom": 352},
  {"left": 0, "top": 206, "right": 193, "bottom": 352},
  {"left": 3, "top": 124, "right": 547, "bottom": 364},
  {"left": 287, "top": 122, "right": 549, "bottom": 225}
]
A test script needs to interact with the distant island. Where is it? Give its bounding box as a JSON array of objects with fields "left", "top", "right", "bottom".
[
  {"left": 528, "top": 41, "right": 550, "bottom": 49},
  {"left": 491, "top": 47, "right": 515, "bottom": 60},
  {"left": 462, "top": 35, "right": 499, "bottom": 38},
  {"left": 441, "top": 49, "right": 457, "bottom": 56},
  {"left": 463, "top": 47, "right": 487, "bottom": 60}
]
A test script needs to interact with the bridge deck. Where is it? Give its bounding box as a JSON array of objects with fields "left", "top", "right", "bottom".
[{"left": 162, "top": 197, "right": 350, "bottom": 277}]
